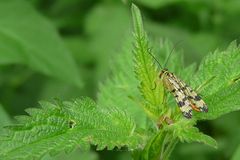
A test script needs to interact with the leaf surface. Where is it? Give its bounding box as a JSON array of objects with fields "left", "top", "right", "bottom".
[
  {"left": 0, "top": 98, "right": 140, "bottom": 160},
  {"left": 0, "top": 0, "right": 82, "bottom": 87}
]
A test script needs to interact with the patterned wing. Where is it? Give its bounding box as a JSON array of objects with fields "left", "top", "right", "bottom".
[
  {"left": 174, "top": 75, "right": 208, "bottom": 113},
  {"left": 167, "top": 74, "right": 193, "bottom": 118},
  {"left": 186, "top": 85, "right": 208, "bottom": 112}
]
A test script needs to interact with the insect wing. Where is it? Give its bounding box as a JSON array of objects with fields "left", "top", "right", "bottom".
[
  {"left": 185, "top": 85, "right": 208, "bottom": 112},
  {"left": 174, "top": 75, "right": 208, "bottom": 113},
  {"left": 167, "top": 75, "right": 193, "bottom": 118}
]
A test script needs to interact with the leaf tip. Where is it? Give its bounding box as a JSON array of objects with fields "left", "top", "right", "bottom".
[{"left": 131, "top": 3, "right": 144, "bottom": 37}]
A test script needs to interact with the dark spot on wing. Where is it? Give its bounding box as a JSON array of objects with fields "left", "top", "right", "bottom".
[
  {"left": 182, "top": 97, "right": 188, "bottom": 102},
  {"left": 200, "top": 105, "right": 208, "bottom": 112},
  {"left": 188, "top": 96, "right": 194, "bottom": 99},
  {"left": 178, "top": 101, "right": 185, "bottom": 107},
  {"left": 194, "top": 95, "right": 201, "bottom": 101},
  {"left": 181, "top": 86, "right": 187, "bottom": 90},
  {"left": 168, "top": 72, "right": 173, "bottom": 77},
  {"left": 183, "top": 110, "right": 192, "bottom": 119}
]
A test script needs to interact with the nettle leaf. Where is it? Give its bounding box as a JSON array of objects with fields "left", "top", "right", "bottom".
[
  {"left": 0, "top": 104, "right": 11, "bottom": 131},
  {"left": 42, "top": 149, "right": 98, "bottom": 160},
  {"left": 166, "top": 120, "right": 217, "bottom": 149},
  {"left": 97, "top": 37, "right": 147, "bottom": 128},
  {"left": 132, "top": 4, "right": 165, "bottom": 119},
  {"left": 0, "top": 98, "right": 140, "bottom": 160},
  {"left": 0, "top": 0, "right": 82, "bottom": 87},
  {"left": 192, "top": 41, "right": 240, "bottom": 120}
]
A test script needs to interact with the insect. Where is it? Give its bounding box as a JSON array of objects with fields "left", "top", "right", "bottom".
[{"left": 148, "top": 45, "right": 208, "bottom": 119}]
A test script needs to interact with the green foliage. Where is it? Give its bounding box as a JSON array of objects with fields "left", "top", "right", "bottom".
[
  {"left": 165, "top": 120, "right": 217, "bottom": 148},
  {"left": 131, "top": 3, "right": 240, "bottom": 159},
  {"left": 130, "top": 4, "right": 219, "bottom": 159},
  {"left": 232, "top": 145, "right": 240, "bottom": 160},
  {"left": 0, "top": 98, "right": 140, "bottom": 159},
  {"left": 145, "top": 21, "right": 224, "bottom": 63},
  {"left": 0, "top": 104, "right": 11, "bottom": 130},
  {"left": 0, "top": 1, "right": 240, "bottom": 160},
  {"left": 42, "top": 150, "right": 98, "bottom": 160},
  {"left": 139, "top": 130, "right": 169, "bottom": 160},
  {"left": 98, "top": 3, "right": 240, "bottom": 160},
  {"left": 132, "top": 4, "right": 165, "bottom": 119},
  {"left": 192, "top": 42, "right": 240, "bottom": 120},
  {"left": 0, "top": 0, "right": 82, "bottom": 87},
  {"left": 85, "top": 3, "right": 131, "bottom": 80},
  {"left": 97, "top": 36, "right": 147, "bottom": 128}
]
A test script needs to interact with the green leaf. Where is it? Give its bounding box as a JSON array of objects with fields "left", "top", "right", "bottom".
[
  {"left": 166, "top": 120, "right": 218, "bottom": 149},
  {"left": 97, "top": 37, "right": 147, "bottom": 128},
  {"left": 42, "top": 149, "right": 98, "bottom": 160},
  {"left": 131, "top": 4, "right": 165, "bottom": 119},
  {"left": 232, "top": 145, "right": 240, "bottom": 160},
  {"left": 140, "top": 130, "right": 167, "bottom": 160},
  {"left": 131, "top": 4, "right": 144, "bottom": 38},
  {"left": 192, "top": 41, "right": 240, "bottom": 120},
  {"left": 0, "top": 0, "right": 82, "bottom": 87},
  {"left": 0, "top": 98, "right": 140, "bottom": 160},
  {"left": 0, "top": 104, "right": 11, "bottom": 130}
]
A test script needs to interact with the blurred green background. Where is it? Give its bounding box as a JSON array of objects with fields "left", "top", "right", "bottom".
[{"left": 0, "top": 0, "right": 240, "bottom": 160}]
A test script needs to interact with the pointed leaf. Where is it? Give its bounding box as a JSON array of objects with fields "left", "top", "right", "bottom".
[
  {"left": 166, "top": 120, "right": 217, "bottom": 149},
  {"left": 0, "top": 98, "right": 140, "bottom": 160},
  {"left": 192, "top": 41, "right": 240, "bottom": 120},
  {"left": 131, "top": 4, "right": 165, "bottom": 119}
]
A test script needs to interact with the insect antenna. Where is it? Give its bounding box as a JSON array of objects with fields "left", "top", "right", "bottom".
[
  {"left": 147, "top": 48, "right": 163, "bottom": 69},
  {"left": 163, "top": 40, "right": 183, "bottom": 69}
]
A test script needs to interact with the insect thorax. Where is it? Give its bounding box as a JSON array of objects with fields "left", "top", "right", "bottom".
[{"left": 159, "top": 69, "right": 174, "bottom": 91}]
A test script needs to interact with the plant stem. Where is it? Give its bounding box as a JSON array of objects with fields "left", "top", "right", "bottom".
[{"left": 161, "top": 138, "right": 178, "bottom": 160}]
